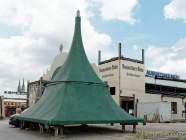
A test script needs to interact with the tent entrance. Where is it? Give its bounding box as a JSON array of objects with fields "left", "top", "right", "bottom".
[{"left": 120, "top": 96, "right": 134, "bottom": 116}]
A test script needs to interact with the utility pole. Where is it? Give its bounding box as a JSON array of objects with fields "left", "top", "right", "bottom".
[
  {"left": 26, "top": 80, "right": 30, "bottom": 108},
  {"left": 118, "top": 43, "right": 122, "bottom": 96},
  {"left": 142, "top": 49, "right": 145, "bottom": 64},
  {"left": 98, "top": 50, "right": 101, "bottom": 65}
]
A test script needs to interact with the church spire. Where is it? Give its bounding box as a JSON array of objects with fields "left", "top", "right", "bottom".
[
  {"left": 21, "top": 78, "right": 25, "bottom": 93},
  {"left": 17, "top": 80, "right": 21, "bottom": 93}
]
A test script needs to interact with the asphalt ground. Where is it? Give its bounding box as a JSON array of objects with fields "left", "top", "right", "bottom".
[{"left": 1, "top": 119, "right": 186, "bottom": 140}]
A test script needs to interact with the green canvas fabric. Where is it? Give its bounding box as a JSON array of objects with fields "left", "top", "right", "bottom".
[
  {"left": 16, "top": 12, "right": 144, "bottom": 127},
  {"left": 51, "top": 14, "right": 101, "bottom": 83}
]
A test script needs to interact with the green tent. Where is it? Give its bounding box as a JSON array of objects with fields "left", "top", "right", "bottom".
[{"left": 16, "top": 11, "right": 144, "bottom": 128}]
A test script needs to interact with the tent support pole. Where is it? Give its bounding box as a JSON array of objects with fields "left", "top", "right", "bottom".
[
  {"left": 20, "top": 121, "right": 25, "bottom": 129},
  {"left": 133, "top": 125, "right": 136, "bottom": 133},
  {"left": 39, "top": 124, "right": 44, "bottom": 134},
  {"left": 54, "top": 127, "right": 59, "bottom": 136},
  {"left": 121, "top": 125, "right": 125, "bottom": 133},
  {"left": 60, "top": 126, "right": 64, "bottom": 136}
]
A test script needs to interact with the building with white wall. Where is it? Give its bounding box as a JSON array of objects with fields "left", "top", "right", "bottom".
[
  {"left": 97, "top": 44, "right": 186, "bottom": 122},
  {"left": 98, "top": 45, "right": 145, "bottom": 116},
  {"left": 43, "top": 45, "right": 68, "bottom": 81},
  {"left": 144, "top": 74, "right": 186, "bottom": 121}
]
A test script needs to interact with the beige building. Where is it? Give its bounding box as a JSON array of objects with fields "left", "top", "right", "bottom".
[
  {"left": 97, "top": 45, "right": 186, "bottom": 122},
  {"left": 27, "top": 78, "right": 48, "bottom": 107},
  {"left": 98, "top": 46, "right": 145, "bottom": 116},
  {"left": 43, "top": 45, "right": 68, "bottom": 81}
]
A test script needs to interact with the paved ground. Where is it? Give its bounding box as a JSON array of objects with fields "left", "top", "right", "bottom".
[{"left": 1, "top": 119, "right": 186, "bottom": 140}]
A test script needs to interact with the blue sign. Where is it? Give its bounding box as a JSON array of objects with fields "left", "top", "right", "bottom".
[{"left": 146, "top": 70, "right": 180, "bottom": 80}]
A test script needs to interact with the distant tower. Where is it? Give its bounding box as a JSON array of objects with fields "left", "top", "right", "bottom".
[
  {"left": 17, "top": 80, "right": 21, "bottom": 93},
  {"left": 21, "top": 78, "right": 25, "bottom": 93},
  {"left": 59, "top": 44, "right": 63, "bottom": 53}
]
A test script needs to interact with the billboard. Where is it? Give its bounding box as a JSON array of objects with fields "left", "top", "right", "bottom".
[{"left": 146, "top": 70, "right": 180, "bottom": 80}]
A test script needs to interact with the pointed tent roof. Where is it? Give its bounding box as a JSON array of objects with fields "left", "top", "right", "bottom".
[
  {"left": 51, "top": 11, "right": 101, "bottom": 83},
  {"left": 16, "top": 11, "right": 144, "bottom": 127}
]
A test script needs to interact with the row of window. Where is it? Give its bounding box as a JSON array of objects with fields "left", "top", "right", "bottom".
[
  {"left": 146, "top": 83, "right": 186, "bottom": 94},
  {"left": 4, "top": 102, "right": 25, "bottom": 107},
  {"left": 109, "top": 84, "right": 186, "bottom": 96}
]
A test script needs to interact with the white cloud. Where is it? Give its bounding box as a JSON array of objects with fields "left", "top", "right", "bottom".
[
  {"left": 146, "top": 38, "right": 186, "bottom": 78},
  {"left": 0, "top": 0, "right": 140, "bottom": 92},
  {"left": 164, "top": 0, "right": 186, "bottom": 22},
  {"left": 92, "top": 0, "right": 138, "bottom": 24},
  {"left": 0, "top": 0, "right": 114, "bottom": 92}
]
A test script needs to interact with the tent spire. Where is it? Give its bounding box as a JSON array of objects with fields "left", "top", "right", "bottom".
[
  {"left": 51, "top": 9, "right": 101, "bottom": 83},
  {"left": 72, "top": 9, "right": 83, "bottom": 47}
]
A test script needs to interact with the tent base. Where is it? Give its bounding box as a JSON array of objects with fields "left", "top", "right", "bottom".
[
  {"left": 15, "top": 120, "right": 138, "bottom": 136},
  {"left": 121, "top": 124, "right": 136, "bottom": 133}
]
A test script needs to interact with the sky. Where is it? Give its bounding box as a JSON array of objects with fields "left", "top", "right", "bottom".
[{"left": 0, "top": 0, "right": 186, "bottom": 92}]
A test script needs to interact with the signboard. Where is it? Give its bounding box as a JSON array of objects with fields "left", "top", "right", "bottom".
[
  {"left": 99, "top": 65, "right": 118, "bottom": 72},
  {"left": 122, "top": 64, "right": 144, "bottom": 72},
  {"left": 146, "top": 70, "right": 180, "bottom": 80},
  {"left": 99, "top": 64, "right": 144, "bottom": 78}
]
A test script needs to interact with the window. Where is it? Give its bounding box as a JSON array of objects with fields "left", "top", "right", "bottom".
[
  {"left": 110, "top": 87, "right": 116, "bottom": 95},
  {"left": 171, "top": 102, "right": 177, "bottom": 114}
]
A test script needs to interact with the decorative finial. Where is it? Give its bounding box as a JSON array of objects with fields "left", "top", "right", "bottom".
[
  {"left": 77, "top": 10, "right": 80, "bottom": 17},
  {"left": 59, "top": 44, "right": 63, "bottom": 53}
]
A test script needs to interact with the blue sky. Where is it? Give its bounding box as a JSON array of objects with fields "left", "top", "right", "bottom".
[
  {"left": 91, "top": 0, "right": 186, "bottom": 60},
  {"left": 0, "top": 0, "right": 185, "bottom": 58},
  {"left": 0, "top": 0, "right": 186, "bottom": 91}
]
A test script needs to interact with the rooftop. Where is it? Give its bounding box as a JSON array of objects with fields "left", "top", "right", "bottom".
[
  {"left": 99, "top": 56, "right": 143, "bottom": 65},
  {"left": 1, "top": 93, "right": 27, "bottom": 100}
]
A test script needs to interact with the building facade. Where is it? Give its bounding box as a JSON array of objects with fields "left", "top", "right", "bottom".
[
  {"left": 97, "top": 45, "right": 186, "bottom": 122},
  {"left": 31, "top": 43, "right": 186, "bottom": 122},
  {"left": 0, "top": 80, "right": 27, "bottom": 117},
  {"left": 43, "top": 45, "right": 68, "bottom": 81},
  {"left": 27, "top": 78, "right": 48, "bottom": 107},
  {"left": 98, "top": 49, "right": 145, "bottom": 116},
  {"left": 145, "top": 74, "right": 186, "bottom": 121}
]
